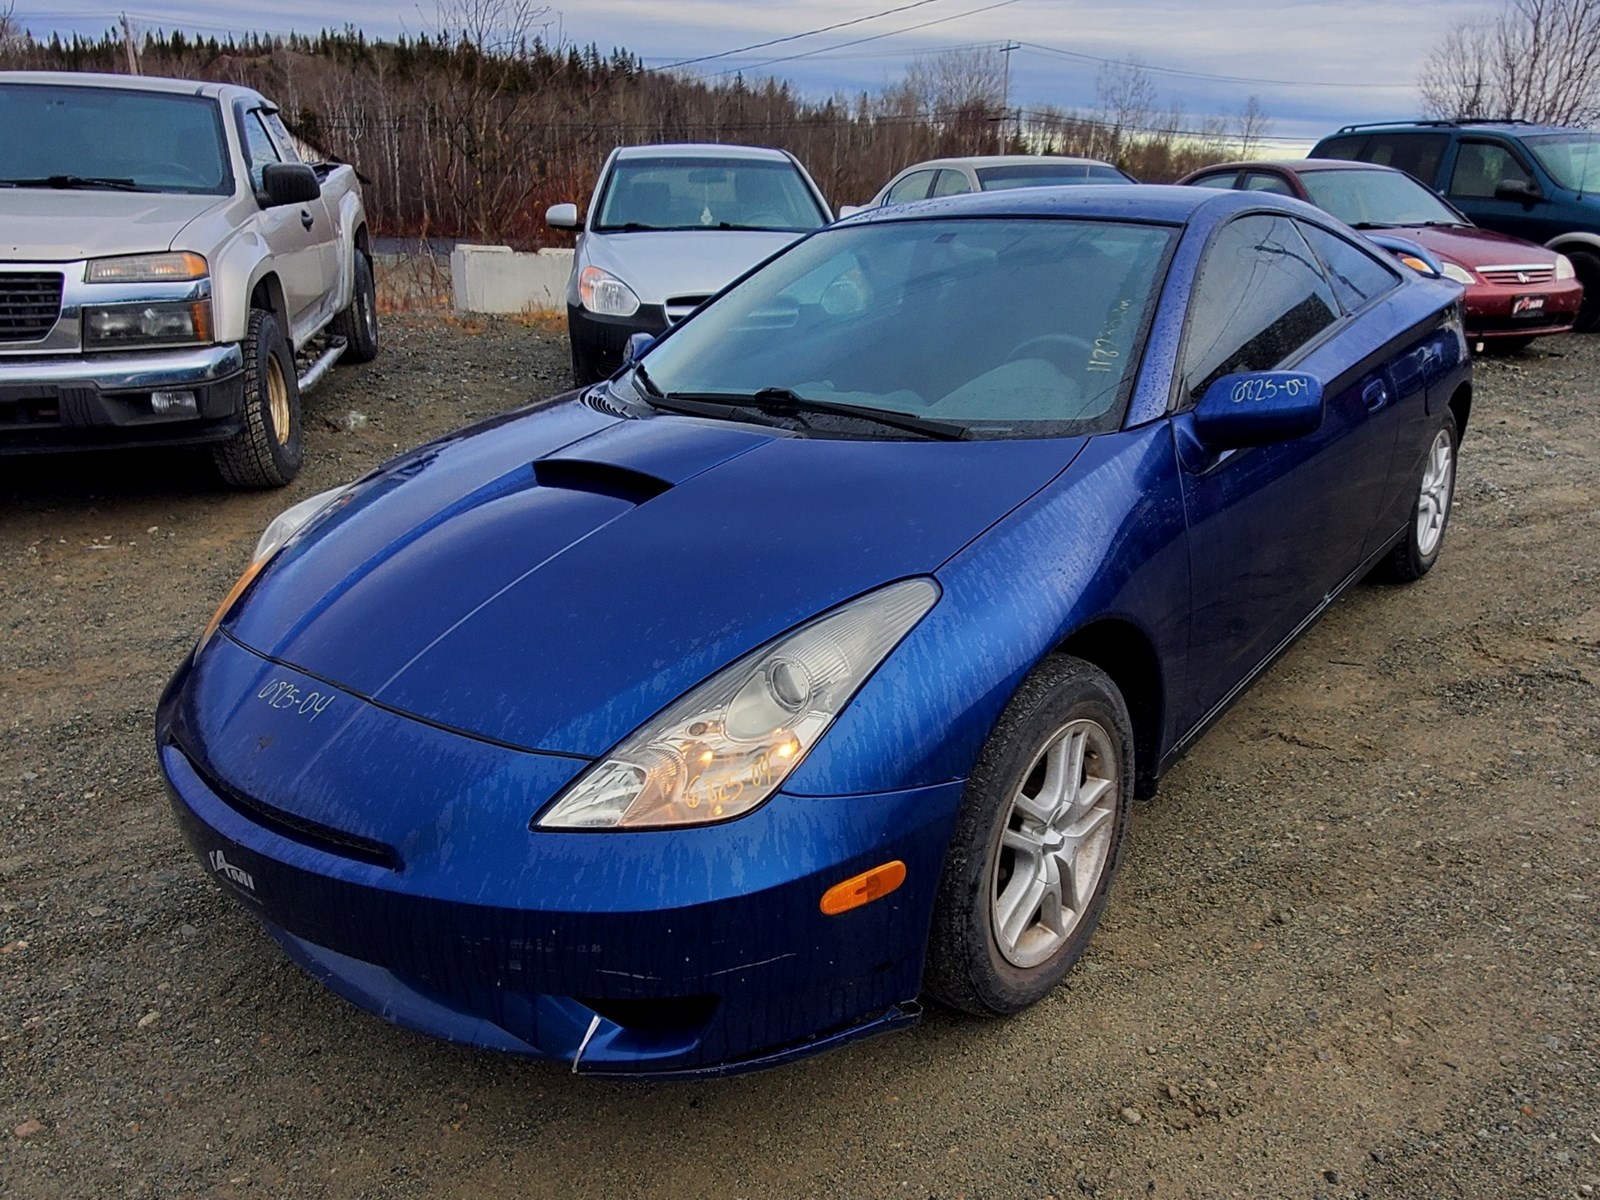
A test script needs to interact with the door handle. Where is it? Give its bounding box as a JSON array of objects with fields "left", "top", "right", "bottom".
[
  {"left": 300, "top": 210, "right": 314, "bottom": 230},
  {"left": 1362, "top": 379, "right": 1390, "bottom": 411}
]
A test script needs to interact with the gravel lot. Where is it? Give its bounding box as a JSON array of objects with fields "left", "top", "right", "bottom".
[{"left": 2, "top": 317, "right": 1596, "bottom": 1200}]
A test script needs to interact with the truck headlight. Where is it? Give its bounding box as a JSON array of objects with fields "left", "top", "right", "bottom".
[
  {"left": 83, "top": 300, "right": 213, "bottom": 349},
  {"left": 85, "top": 252, "right": 208, "bottom": 283},
  {"left": 579, "top": 266, "right": 641, "bottom": 317},
  {"left": 536, "top": 578, "right": 940, "bottom": 830}
]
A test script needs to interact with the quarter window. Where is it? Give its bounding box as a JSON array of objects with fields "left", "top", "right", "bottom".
[
  {"left": 1180, "top": 214, "right": 1341, "bottom": 403},
  {"left": 1448, "top": 141, "right": 1534, "bottom": 199},
  {"left": 1298, "top": 222, "right": 1400, "bottom": 312}
]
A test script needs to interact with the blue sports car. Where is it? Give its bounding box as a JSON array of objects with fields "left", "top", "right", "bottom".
[{"left": 158, "top": 186, "right": 1470, "bottom": 1077}]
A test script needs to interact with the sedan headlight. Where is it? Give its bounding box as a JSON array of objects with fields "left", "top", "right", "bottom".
[
  {"left": 197, "top": 484, "right": 352, "bottom": 651},
  {"left": 84, "top": 300, "right": 212, "bottom": 349},
  {"left": 579, "top": 266, "right": 641, "bottom": 317},
  {"left": 85, "top": 252, "right": 208, "bottom": 284},
  {"left": 538, "top": 578, "right": 940, "bottom": 830},
  {"left": 1555, "top": 254, "right": 1576, "bottom": 281},
  {"left": 1439, "top": 261, "right": 1476, "bottom": 286}
]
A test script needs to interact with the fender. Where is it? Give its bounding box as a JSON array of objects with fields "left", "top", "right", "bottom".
[{"left": 1546, "top": 231, "right": 1600, "bottom": 255}]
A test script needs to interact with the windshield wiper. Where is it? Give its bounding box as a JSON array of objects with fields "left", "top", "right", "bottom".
[
  {"left": 0, "top": 174, "right": 144, "bottom": 191},
  {"left": 1349, "top": 221, "right": 1396, "bottom": 230},
  {"left": 657, "top": 386, "right": 970, "bottom": 440}
]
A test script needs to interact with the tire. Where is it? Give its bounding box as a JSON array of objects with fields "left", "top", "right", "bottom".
[
  {"left": 925, "top": 655, "right": 1134, "bottom": 1016},
  {"left": 571, "top": 339, "right": 603, "bottom": 387},
  {"left": 1569, "top": 250, "right": 1600, "bottom": 334},
  {"left": 1375, "top": 412, "right": 1458, "bottom": 584},
  {"left": 212, "top": 309, "right": 303, "bottom": 489},
  {"left": 330, "top": 251, "right": 379, "bottom": 364}
]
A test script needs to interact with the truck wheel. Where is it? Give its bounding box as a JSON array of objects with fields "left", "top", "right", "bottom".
[
  {"left": 331, "top": 252, "right": 379, "bottom": 364},
  {"left": 213, "top": 309, "right": 303, "bottom": 489},
  {"left": 1569, "top": 250, "right": 1600, "bottom": 334}
]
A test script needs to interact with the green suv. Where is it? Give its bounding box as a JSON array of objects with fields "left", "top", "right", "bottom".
[{"left": 1311, "top": 120, "right": 1600, "bottom": 331}]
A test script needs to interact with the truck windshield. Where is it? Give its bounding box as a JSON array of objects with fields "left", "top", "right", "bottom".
[
  {"left": 0, "top": 84, "right": 230, "bottom": 195},
  {"left": 594, "top": 158, "right": 827, "bottom": 232},
  {"left": 1523, "top": 133, "right": 1600, "bottom": 193}
]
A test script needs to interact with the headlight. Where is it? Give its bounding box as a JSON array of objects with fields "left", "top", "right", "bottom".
[
  {"left": 1555, "top": 254, "right": 1576, "bottom": 281},
  {"left": 538, "top": 578, "right": 940, "bottom": 830},
  {"left": 1439, "top": 261, "right": 1476, "bottom": 286},
  {"left": 86, "top": 252, "right": 208, "bottom": 284},
  {"left": 579, "top": 266, "right": 641, "bottom": 317},
  {"left": 197, "top": 485, "right": 351, "bottom": 651},
  {"left": 83, "top": 300, "right": 212, "bottom": 349}
]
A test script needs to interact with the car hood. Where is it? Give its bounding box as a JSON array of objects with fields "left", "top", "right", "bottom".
[
  {"left": 1401, "top": 224, "right": 1559, "bottom": 268},
  {"left": 223, "top": 397, "right": 1083, "bottom": 758},
  {"left": 0, "top": 190, "right": 225, "bottom": 260},
  {"left": 580, "top": 228, "right": 809, "bottom": 304}
]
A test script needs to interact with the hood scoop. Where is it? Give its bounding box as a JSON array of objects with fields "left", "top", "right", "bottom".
[{"left": 532, "top": 458, "right": 673, "bottom": 505}]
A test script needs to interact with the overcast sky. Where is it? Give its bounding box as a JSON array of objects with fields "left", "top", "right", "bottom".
[{"left": 23, "top": 0, "right": 1499, "bottom": 145}]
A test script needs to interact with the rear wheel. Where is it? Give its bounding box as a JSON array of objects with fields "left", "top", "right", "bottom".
[
  {"left": 1376, "top": 413, "right": 1457, "bottom": 583},
  {"left": 1569, "top": 250, "right": 1600, "bottom": 333},
  {"left": 331, "top": 251, "right": 379, "bottom": 364},
  {"left": 925, "top": 656, "right": 1133, "bottom": 1016},
  {"left": 213, "top": 309, "right": 302, "bottom": 489}
]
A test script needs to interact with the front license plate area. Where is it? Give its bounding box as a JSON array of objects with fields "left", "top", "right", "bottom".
[{"left": 1512, "top": 293, "right": 1547, "bottom": 318}]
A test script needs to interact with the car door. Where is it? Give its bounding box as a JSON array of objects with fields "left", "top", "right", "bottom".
[
  {"left": 237, "top": 104, "right": 329, "bottom": 342},
  {"left": 1443, "top": 138, "right": 1549, "bottom": 241},
  {"left": 261, "top": 107, "right": 343, "bottom": 319},
  {"left": 1171, "top": 213, "right": 1392, "bottom": 724}
]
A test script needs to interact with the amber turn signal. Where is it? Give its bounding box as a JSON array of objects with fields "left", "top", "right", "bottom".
[{"left": 820, "top": 861, "right": 907, "bottom": 915}]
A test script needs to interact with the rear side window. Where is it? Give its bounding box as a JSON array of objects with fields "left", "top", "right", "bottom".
[
  {"left": 886, "top": 170, "right": 936, "bottom": 205},
  {"left": 1298, "top": 222, "right": 1400, "bottom": 312},
  {"left": 1354, "top": 134, "right": 1449, "bottom": 185},
  {"left": 1448, "top": 141, "right": 1535, "bottom": 199},
  {"left": 1314, "top": 135, "right": 1367, "bottom": 161},
  {"left": 1189, "top": 172, "right": 1239, "bottom": 189},
  {"left": 931, "top": 169, "right": 972, "bottom": 198},
  {"left": 1241, "top": 171, "right": 1294, "bottom": 195},
  {"left": 1180, "top": 214, "right": 1340, "bottom": 402}
]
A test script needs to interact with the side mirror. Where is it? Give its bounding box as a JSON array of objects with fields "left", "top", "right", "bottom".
[
  {"left": 545, "top": 202, "right": 580, "bottom": 230},
  {"left": 259, "top": 162, "right": 321, "bottom": 207},
  {"left": 1493, "top": 178, "right": 1543, "bottom": 206},
  {"left": 1363, "top": 232, "right": 1444, "bottom": 278},
  {"left": 1194, "top": 371, "right": 1324, "bottom": 448},
  {"left": 623, "top": 331, "right": 655, "bottom": 366},
  {"left": 836, "top": 204, "right": 865, "bottom": 219}
]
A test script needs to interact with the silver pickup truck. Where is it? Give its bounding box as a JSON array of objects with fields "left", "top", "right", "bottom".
[{"left": 0, "top": 71, "right": 378, "bottom": 487}]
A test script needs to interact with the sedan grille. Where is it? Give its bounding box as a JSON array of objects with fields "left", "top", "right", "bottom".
[
  {"left": 1479, "top": 265, "right": 1554, "bottom": 286},
  {"left": 0, "top": 272, "right": 64, "bottom": 342}
]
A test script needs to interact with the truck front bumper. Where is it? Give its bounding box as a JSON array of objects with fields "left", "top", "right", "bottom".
[{"left": 0, "top": 343, "right": 245, "bottom": 454}]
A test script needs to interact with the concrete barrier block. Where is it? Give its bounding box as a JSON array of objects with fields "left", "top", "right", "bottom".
[{"left": 450, "top": 244, "right": 575, "bottom": 314}]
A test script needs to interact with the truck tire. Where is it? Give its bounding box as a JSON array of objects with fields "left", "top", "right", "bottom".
[
  {"left": 1569, "top": 250, "right": 1600, "bottom": 334},
  {"left": 331, "top": 251, "right": 379, "bottom": 364},
  {"left": 213, "top": 309, "right": 303, "bottom": 489}
]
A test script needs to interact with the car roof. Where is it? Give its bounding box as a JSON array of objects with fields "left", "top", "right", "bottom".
[
  {"left": 0, "top": 70, "right": 251, "bottom": 101},
  {"left": 842, "top": 183, "right": 1257, "bottom": 226},
  {"left": 613, "top": 143, "right": 793, "bottom": 162},
  {"left": 897, "top": 155, "right": 1121, "bottom": 171},
  {"left": 1326, "top": 120, "right": 1577, "bottom": 138},
  {"left": 1194, "top": 159, "right": 1407, "bottom": 175}
]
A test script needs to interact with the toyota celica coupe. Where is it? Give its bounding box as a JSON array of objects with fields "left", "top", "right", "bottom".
[{"left": 158, "top": 185, "right": 1471, "bottom": 1077}]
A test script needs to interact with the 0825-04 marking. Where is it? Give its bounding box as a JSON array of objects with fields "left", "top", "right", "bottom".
[{"left": 256, "top": 678, "right": 337, "bottom": 721}]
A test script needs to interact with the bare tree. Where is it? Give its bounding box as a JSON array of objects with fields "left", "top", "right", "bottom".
[
  {"left": 1235, "top": 94, "right": 1270, "bottom": 158},
  {"left": 0, "top": 2, "right": 30, "bottom": 65},
  {"left": 1420, "top": 0, "right": 1600, "bottom": 124},
  {"left": 1095, "top": 56, "right": 1157, "bottom": 161}
]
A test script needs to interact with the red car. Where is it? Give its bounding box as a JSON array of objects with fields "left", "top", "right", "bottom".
[{"left": 1178, "top": 159, "right": 1584, "bottom": 351}]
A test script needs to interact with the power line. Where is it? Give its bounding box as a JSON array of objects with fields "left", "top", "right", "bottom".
[
  {"left": 651, "top": 0, "right": 964, "bottom": 71},
  {"left": 1017, "top": 40, "right": 1409, "bottom": 91}
]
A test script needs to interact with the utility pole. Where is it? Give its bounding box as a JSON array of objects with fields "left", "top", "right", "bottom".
[
  {"left": 120, "top": 12, "right": 140, "bottom": 75},
  {"left": 998, "top": 41, "right": 1021, "bottom": 145}
]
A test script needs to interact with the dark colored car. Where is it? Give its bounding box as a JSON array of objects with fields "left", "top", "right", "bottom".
[
  {"left": 1310, "top": 120, "right": 1600, "bottom": 331},
  {"left": 1178, "top": 159, "right": 1583, "bottom": 351},
  {"left": 159, "top": 186, "right": 1469, "bottom": 1077}
]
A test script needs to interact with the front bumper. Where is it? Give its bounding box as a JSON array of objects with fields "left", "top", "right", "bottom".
[
  {"left": 567, "top": 304, "right": 669, "bottom": 380},
  {"left": 1464, "top": 277, "right": 1584, "bottom": 339},
  {"left": 0, "top": 343, "right": 245, "bottom": 453},
  {"left": 156, "top": 639, "right": 963, "bottom": 1076}
]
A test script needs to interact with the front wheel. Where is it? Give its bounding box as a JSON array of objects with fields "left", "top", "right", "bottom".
[
  {"left": 925, "top": 656, "right": 1134, "bottom": 1016},
  {"left": 1569, "top": 250, "right": 1600, "bottom": 334},
  {"left": 1375, "top": 413, "right": 1457, "bottom": 583},
  {"left": 212, "top": 309, "right": 303, "bottom": 489}
]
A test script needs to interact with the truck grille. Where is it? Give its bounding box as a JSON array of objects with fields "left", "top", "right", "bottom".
[
  {"left": 1479, "top": 265, "right": 1554, "bottom": 286},
  {"left": 0, "top": 272, "right": 64, "bottom": 342}
]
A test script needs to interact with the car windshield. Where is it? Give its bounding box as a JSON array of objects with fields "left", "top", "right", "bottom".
[
  {"left": 1299, "top": 167, "right": 1463, "bottom": 227},
  {"left": 1522, "top": 133, "right": 1600, "bottom": 193},
  {"left": 0, "top": 84, "right": 230, "bottom": 195},
  {"left": 593, "top": 157, "right": 828, "bottom": 232},
  {"left": 976, "top": 163, "right": 1130, "bottom": 190},
  {"left": 635, "top": 217, "right": 1176, "bottom": 439}
]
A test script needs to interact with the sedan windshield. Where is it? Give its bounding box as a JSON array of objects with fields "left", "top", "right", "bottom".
[
  {"left": 976, "top": 163, "right": 1131, "bottom": 189},
  {"left": 636, "top": 217, "right": 1176, "bottom": 439},
  {"left": 0, "top": 84, "right": 230, "bottom": 195},
  {"left": 1522, "top": 133, "right": 1600, "bottom": 193},
  {"left": 594, "top": 157, "right": 828, "bottom": 233},
  {"left": 1300, "top": 168, "right": 1464, "bottom": 227}
]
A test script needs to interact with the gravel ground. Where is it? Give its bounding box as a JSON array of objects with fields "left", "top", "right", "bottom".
[{"left": 1, "top": 317, "right": 1596, "bottom": 1200}]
